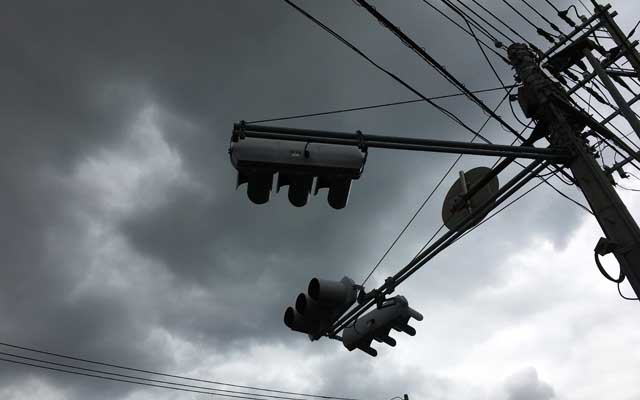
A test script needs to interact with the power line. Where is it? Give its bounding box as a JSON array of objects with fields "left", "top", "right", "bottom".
[
  {"left": 451, "top": 4, "right": 589, "bottom": 204},
  {"left": 357, "top": 0, "right": 591, "bottom": 216},
  {"left": 441, "top": 0, "right": 513, "bottom": 45},
  {"left": 0, "top": 357, "right": 280, "bottom": 400},
  {"left": 281, "top": 0, "right": 493, "bottom": 145},
  {"left": 460, "top": 12, "right": 533, "bottom": 131},
  {"left": 354, "top": 0, "right": 528, "bottom": 143},
  {"left": 445, "top": 0, "right": 516, "bottom": 45},
  {"left": 419, "top": 0, "right": 510, "bottom": 63},
  {"left": 518, "top": 0, "right": 563, "bottom": 35},
  {"left": 467, "top": 0, "right": 538, "bottom": 49},
  {"left": 0, "top": 351, "right": 309, "bottom": 400},
  {"left": 500, "top": 0, "right": 557, "bottom": 43},
  {"left": 246, "top": 84, "right": 517, "bottom": 124},
  {"left": 286, "top": 0, "right": 587, "bottom": 217},
  {"left": 360, "top": 89, "right": 514, "bottom": 286},
  {"left": 618, "top": 281, "right": 640, "bottom": 301},
  {"left": 0, "top": 342, "right": 355, "bottom": 400}
]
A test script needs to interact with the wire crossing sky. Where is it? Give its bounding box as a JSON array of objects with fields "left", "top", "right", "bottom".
[{"left": 2, "top": 1, "right": 640, "bottom": 400}]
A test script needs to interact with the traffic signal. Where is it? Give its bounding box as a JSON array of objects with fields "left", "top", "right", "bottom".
[
  {"left": 284, "top": 276, "right": 357, "bottom": 340},
  {"left": 341, "top": 295, "right": 422, "bottom": 357},
  {"left": 229, "top": 136, "right": 366, "bottom": 209}
]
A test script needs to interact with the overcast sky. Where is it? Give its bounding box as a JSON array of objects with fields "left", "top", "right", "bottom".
[{"left": 2, "top": 1, "right": 640, "bottom": 399}]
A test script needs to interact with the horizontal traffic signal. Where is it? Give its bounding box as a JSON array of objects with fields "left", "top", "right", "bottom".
[{"left": 229, "top": 137, "right": 366, "bottom": 209}]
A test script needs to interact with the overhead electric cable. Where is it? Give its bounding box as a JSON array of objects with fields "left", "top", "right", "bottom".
[
  {"left": 500, "top": 0, "right": 557, "bottom": 43},
  {"left": 0, "top": 342, "right": 355, "bottom": 400},
  {"left": 578, "top": 0, "right": 592, "bottom": 15},
  {"left": 420, "top": 0, "right": 510, "bottom": 63},
  {"left": 282, "top": 0, "right": 494, "bottom": 144},
  {"left": 518, "top": 0, "right": 564, "bottom": 35},
  {"left": 441, "top": 0, "right": 513, "bottom": 45},
  {"left": 467, "top": 0, "right": 538, "bottom": 48},
  {"left": 0, "top": 351, "right": 311, "bottom": 400},
  {"left": 0, "top": 357, "right": 275, "bottom": 400},
  {"left": 461, "top": 14, "right": 533, "bottom": 130},
  {"left": 360, "top": 89, "right": 513, "bottom": 286},
  {"left": 618, "top": 281, "right": 640, "bottom": 301},
  {"left": 246, "top": 84, "right": 517, "bottom": 124},
  {"left": 353, "top": 0, "right": 528, "bottom": 142},
  {"left": 446, "top": 0, "right": 516, "bottom": 45},
  {"left": 463, "top": 15, "right": 532, "bottom": 129},
  {"left": 355, "top": 0, "right": 588, "bottom": 216}
]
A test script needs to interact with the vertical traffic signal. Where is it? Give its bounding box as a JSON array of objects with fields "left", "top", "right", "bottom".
[
  {"left": 284, "top": 277, "right": 357, "bottom": 340},
  {"left": 341, "top": 295, "right": 422, "bottom": 357}
]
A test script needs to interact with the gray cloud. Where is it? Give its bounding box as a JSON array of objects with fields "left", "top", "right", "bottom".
[
  {"left": 504, "top": 368, "right": 555, "bottom": 400},
  {"left": 2, "top": 0, "right": 639, "bottom": 399}
]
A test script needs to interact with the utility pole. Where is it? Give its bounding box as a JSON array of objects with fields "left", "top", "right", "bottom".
[
  {"left": 232, "top": 0, "right": 640, "bottom": 358},
  {"left": 508, "top": 43, "right": 640, "bottom": 299}
]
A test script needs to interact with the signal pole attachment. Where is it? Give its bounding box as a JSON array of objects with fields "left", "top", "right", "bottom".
[{"left": 508, "top": 43, "right": 640, "bottom": 299}]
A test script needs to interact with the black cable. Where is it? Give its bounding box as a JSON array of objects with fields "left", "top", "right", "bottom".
[
  {"left": 0, "top": 357, "right": 277, "bottom": 400},
  {"left": 448, "top": 0, "right": 514, "bottom": 44},
  {"left": 360, "top": 89, "right": 513, "bottom": 286},
  {"left": 0, "top": 342, "right": 354, "bottom": 400},
  {"left": 354, "top": 0, "right": 529, "bottom": 143},
  {"left": 420, "top": 0, "right": 510, "bottom": 62},
  {"left": 500, "top": 0, "right": 557, "bottom": 43},
  {"left": 246, "top": 84, "right": 516, "bottom": 124},
  {"left": 0, "top": 351, "right": 311, "bottom": 400},
  {"left": 455, "top": 174, "right": 548, "bottom": 242},
  {"left": 628, "top": 19, "right": 640, "bottom": 39},
  {"left": 593, "top": 252, "right": 625, "bottom": 283},
  {"left": 544, "top": 0, "right": 560, "bottom": 13},
  {"left": 463, "top": 17, "right": 534, "bottom": 131},
  {"left": 290, "top": 0, "right": 593, "bottom": 222},
  {"left": 443, "top": 0, "right": 514, "bottom": 45},
  {"left": 467, "top": 0, "right": 538, "bottom": 49},
  {"left": 567, "top": 4, "right": 581, "bottom": 19},
  {"left": 282, "top": 0, "right": 494, "bottom": 144},
  {"left": 288, "top": 0, "right": 604, "bottom": 210},
  {"left": 618, "top": 281, "right": 640, "bottom": 301},
  {"left": 462, "top": 13, "right": 534, "bottom": 132},
  {"left": 508, "top": 97, "right": 534, "bottom": 129},
  {"left": 578, "top": 0, "right": 591, "bottom": 15},
  {"left": 465, "top": 19, "right": 507, "bottom": 90},
  {"left": 545, "top": 180, "right": 594, "bottom": 214},
  {"left": 518, "top": 0, "right": 564, "bottom": 35},
  {"left": 617, "top": 183, "right": 640, "bottom": 192}
]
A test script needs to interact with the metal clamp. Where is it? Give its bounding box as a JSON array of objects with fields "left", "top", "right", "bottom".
[{"left": 356, "top": 130, "right": 367, "bottom": 151}]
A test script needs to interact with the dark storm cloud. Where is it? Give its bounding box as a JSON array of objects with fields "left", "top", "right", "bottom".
[{"left": 1, "top": 0, "right": 597, "bottom": 399}]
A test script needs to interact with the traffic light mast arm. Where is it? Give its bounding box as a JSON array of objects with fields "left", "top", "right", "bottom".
[
  {"left": 327, "top": 159, "right": 549, "bottom": 337},
  {"left": 234, "top": 123, "right": 569, "bottom": 161}
]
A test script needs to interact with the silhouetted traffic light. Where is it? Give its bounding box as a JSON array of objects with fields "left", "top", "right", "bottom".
[
  {"left": 284, "top": 276, "right": 357, "bottom": 340},
  {"left": 229, "top": 137, "right": 366, "bottom": 209},
  {"left": 341, "top": 295, "right": 422, "bottom": 357}
]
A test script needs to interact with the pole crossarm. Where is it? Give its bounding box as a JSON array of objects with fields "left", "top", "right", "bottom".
[
  {"left": 594, "top": 2, "right": 640, "bottom": 78},
  {"left": 233, "top": 123, "right": 570, "bottom": 160},
  {"left": 540, "top": 4, "right": 613, "bottom": 61}
]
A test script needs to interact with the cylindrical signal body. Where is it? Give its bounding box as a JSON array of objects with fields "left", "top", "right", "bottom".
[
  {"left": 283, "top": 276, "right": 357, "bottom": 340},
  {"left": 342, "top": 295, "right": 423, "bottom": 357},
  {"left": 230, "top": 137, "right": 365, "bottom": 208}
]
